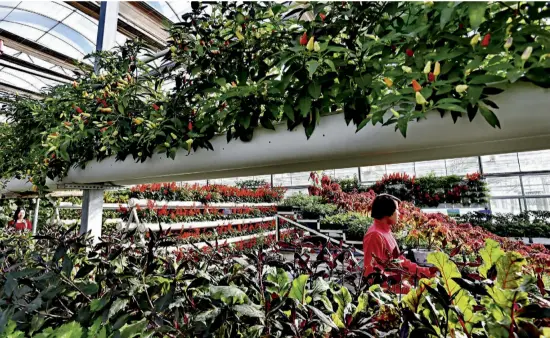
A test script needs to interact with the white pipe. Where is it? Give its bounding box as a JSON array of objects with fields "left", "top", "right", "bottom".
[
  {"left": 3, "top": 83, "right": 550, "bottom": 192},
  {"left": 64, "top": 83, "right": 550, "bottom": 185},
  {"left": 126, "top": 216, "right": 276, "bottom": 231},
  {"left": 32, "top": 198, "right": 40, "bottom": 235}
]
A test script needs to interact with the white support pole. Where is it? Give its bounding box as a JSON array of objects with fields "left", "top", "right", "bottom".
[
  {"left": 80, "top": 1, "right": 119, "bottom": 242},
  {"left": 94, "top": 1, "right": 120, "bottom": 71},
  {"left": 32, "top": 198, "right": 40, "bottom": 236},
  {"left": 80, "top": 190, "right": 104, "bottom": 243}
]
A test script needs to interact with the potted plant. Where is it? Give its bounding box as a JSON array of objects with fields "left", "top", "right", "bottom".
[
  {"left": 277, "top": 194, "right": 322, "bottom": 212},
  {"left": 300, "top": 203, "right": 337, "bottom": 220},
  {"left": 406, "top": 218, "right": 448, "bottom": 266}
]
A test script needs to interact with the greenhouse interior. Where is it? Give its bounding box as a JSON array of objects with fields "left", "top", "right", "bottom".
[{"left": 1, "top": 1, "right": 550, "bottom": 337}]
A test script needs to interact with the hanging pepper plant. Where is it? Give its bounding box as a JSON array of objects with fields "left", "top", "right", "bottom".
[{"left": 1, "top": 1, "right": 550, "bottom": 192}]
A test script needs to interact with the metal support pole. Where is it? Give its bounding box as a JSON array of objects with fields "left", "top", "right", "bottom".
[
  {"left": 95, "top": 1, "right": 120, "bottom": 72},
  {"left": 81, "top": 190, "right": 104, "bottom": 244},
  {"left": 80, "top": 1, "right": 119, "bottom": 242},
  {"left": 275, "top": 214, "right": 280, "bottom": 242},
  {"left": 32, "top": 198, "right": 40, "bottom": 236}
]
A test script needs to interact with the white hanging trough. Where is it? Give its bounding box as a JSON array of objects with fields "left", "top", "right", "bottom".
[{"left": 3, "top": 82, "right": 550, "bottom": 192}]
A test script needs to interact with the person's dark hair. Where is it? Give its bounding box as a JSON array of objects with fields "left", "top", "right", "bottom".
[
  {"left": 12, "top": 207, "right": 25, "bottom": 223},
  {"left": 371, "top": 194, "right": 400, "bottom": 220}
]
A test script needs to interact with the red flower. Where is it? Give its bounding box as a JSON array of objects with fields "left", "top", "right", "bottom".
[
  {"left": 188, "top": 121, "right": 193, "bottom": 131},
  {"left": 481, "top": 33, "right": 491, "bottom": 47},
  {"left": 152, "top": 104, "right": 160, "bottom": 111},
  {"left": 319, "top": 13, "right": 326, "bottom": 21},
  {"left": 406, "top": 49, "right": 414, "bottom": 57},
  {"left": 428, "top": 72, "right": 435, "bottom": 82},
  {"left": 300, "top": 32, "right": 308, "bottom": 46}
]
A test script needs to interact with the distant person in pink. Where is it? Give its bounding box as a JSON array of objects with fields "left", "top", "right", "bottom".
[
  {"left": 363, "top": 194, "right": 433, "bottom": 293},
  {"left": 8, "top": 207, "right": 32, "bottom": 231}
]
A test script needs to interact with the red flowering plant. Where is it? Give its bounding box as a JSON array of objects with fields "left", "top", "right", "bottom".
[
  {"left": 368, "top": 172, "right": 489, "bottom": 207},
  {"left": 129, "top": 182, "right": 285, "bottom": 203},
  {"left": 309, "top": 172, "right": 376, "bottom": 215},
  {"left": 117, "top": 204, "right": 276, "bottom": 224}
]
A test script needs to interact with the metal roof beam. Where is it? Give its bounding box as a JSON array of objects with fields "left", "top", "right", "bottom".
[
  {"left": 0, "top": 81, "right": 43, "bottom": 100},
  {"left": 66, "top": 1, "right": 169, "bottom": 51},
  {"left": 0, "top": 54, "right": 73, "bottom": 83},
  {"left": 0, "top": 30, "right": 85, "bottom": 72}
]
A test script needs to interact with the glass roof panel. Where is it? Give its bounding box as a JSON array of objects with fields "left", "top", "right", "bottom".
[
  {"left": 2, "top": 68, "right": 48, "bottom": 89},
  {"left": 146, "top": 2, "right": 178, "bottom": 22},
  {"left": 62, "top": 12, "right": 98, "bottom": 42},
  {"left": 49, "top": 23, "right": 94, "bottom": 55},
  {"left": 36, "top": 34, "right": 82, "bottom": 60},
  {"left": 146, "top": 1, "right": 212, "bottom": 22},
  {"left": 16, "top": 1, "right": 73, "bottom": 21},
  {"left": 0, "top": 21, "right": 44, "bottom": 40},
  {"left": 4, "top": 8, "right": 58, "bottom": 31},
  {"left": 0, "top": 70, "right": 40, "bottom": 92}
]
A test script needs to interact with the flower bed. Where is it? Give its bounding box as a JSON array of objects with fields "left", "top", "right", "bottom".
[
  {"left": 457, "top": 210, "right": 550, "bottom": 239},
  {"left": 130, "top": 182, "right": 285, "bottom": 204},
  {"left": 1, "top": 223, "right": 549, "bottom": 337},
  {"left": 309, "top": 173, "right": 550, "bottom": 273},
  {"left": 368, "top": 172, "right": 489, "bottom": 207}
]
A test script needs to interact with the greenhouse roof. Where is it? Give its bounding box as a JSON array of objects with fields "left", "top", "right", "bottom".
[{"left": 0, "top": 1, "right": 175, "bottom": 97}]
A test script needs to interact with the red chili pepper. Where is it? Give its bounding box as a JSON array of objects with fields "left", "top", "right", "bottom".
[
  {"left": 428, "top": 72, "right": 435, "bottom": 82},
  {"left": 152, "top": 104, "right": 160, "bottom": 111},
  {"left": 406, "top": 49, "right": 414, "bottom": 57},
  {"left": 411, "top": 79, "right": 422, "bottom": 92},
  {"left": 481, "top": 33, "right": 491, "bottom": 47},
  {"left": 75, "top": 106, "right": 83, "bottom": 114},
  {"left": 188, "top": 122, "right": 193, "bottom": 131},
  {"left": 459, "top": 23, "right": 464, "bottom": 29},
  {"left": 300, "top": 32, "right": 308, "bottom": 46},
  {"left": 319, "top": 13, "right": 326, "bottom": 21}
]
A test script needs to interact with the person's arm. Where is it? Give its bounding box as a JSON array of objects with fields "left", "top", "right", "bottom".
[{"left": 363, "top": 232, "right": 390, "bottom": 276}]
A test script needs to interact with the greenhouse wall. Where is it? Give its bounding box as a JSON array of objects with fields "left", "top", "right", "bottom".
[{"left": 200, "top": 149, "right": 550, "bottom": 213}]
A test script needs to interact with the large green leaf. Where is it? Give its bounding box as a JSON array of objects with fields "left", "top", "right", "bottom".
[
  {"left": 306, "top": 60, "right": 319, "bottom": 78},
  {"left": 108, "top": 299, "right": 128, "bottom": 321},
  {"left": 496, "top": 251, "right": 526, "bottom": 290},
  {"left": 233, "top": 304, "right": 265, "bottom": 319},
  {"left": 479, "top": 239, "right": 504, "bottom": 279},
  {"left": 266, "top": 268, "right": 290, "bottom": 294},
  {"left": 468, "top": 2, "right": 486, "bottom": 29},
  {"left": 307, "top": 82, "right": 321, "bottom": 99},
  {"left": 48, "top": 322, "right": 83, "bottom": 338},
  {"left": 479, "top": 105, "right": 500, "bottom": 128},
  {"left": 210, "top": 285, "right": 248, "bottom": 305},
  {"left": 288, "top": 274, "right": 309, "bottom": 304},
  {"left": 427, "top": 252, "right": 461, "bottom": 297},
  {"left": 403, "top": 278, "right": 434, "bottom": 312},
  {"left": 119, "top": 319, "right": 148, "bottom": 338},
  {"left": 440, "top": 7, "right": 454, "bottom": 29},
  {"left": 298, "top": 97, "right": 312, "bottom": 117}
]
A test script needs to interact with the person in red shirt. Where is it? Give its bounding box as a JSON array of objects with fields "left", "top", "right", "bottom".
[
  {"left": 8, "top": 207, "right": 32, "bottom": 231},
  {"left": 363, "top": 194, "right": 433, "bottom": 293}
]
